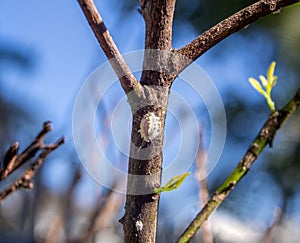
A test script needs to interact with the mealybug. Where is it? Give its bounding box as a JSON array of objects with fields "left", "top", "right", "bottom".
[{"left": 139, "top": 112, "right": 161, "bottom": 142}]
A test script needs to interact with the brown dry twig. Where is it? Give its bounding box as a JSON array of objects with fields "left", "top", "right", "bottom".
[
  {"left": 77, "top": 0, "right": 139, "bottom": 93},
  {"left": 263, "top": 207, "right": 282, "bottom": 243},
  {"left": 0, "top": 121, "right": 64, "bottom": 202},
  {"left": 77, "top": 181, "right": 124, "bottom": 243},
  {"left": 195, "top": 129, "right": 213, "bottom": 243}
]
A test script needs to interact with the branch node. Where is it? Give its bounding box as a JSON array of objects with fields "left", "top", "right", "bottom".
[{"left": 22, "top": 179, "right": 34, "bottom": 189}]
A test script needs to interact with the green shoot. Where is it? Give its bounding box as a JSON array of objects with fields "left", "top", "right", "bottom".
[
  {"left": 154, "top": 172, "right": 191, "bottom": 194},
  {"left": 248, "top": 61, "right": 278, "bottom": 112}
]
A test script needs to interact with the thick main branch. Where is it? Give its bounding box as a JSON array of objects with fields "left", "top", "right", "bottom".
[
  {"left": 121, "top": 2, "right": 177, "bottom": 242},
  {"left": 77, "top": 0, "right": 138, "bottom": 93},
  {"left": 140, "top": 0, "right": 176, "bottom": 86}
]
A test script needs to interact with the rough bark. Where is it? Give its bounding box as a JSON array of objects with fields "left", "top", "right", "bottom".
[
  {"left": 78, "top": 0, "right": 138, "bottom": 93},
  {"left": 174, "top": 0, "right": 300, "bottom": 75},
  {"left": 120, "top": 1, "right": 176, "bottom": 242},
  {"left": 77, "top": 0, "right": 300, "bottom": 242}
]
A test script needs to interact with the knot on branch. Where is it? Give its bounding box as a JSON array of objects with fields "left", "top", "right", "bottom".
[
  {"left": 127, "top": 84, "right": 169, "bottom": 114},
  {"left": 265, "top": 0, "right": 277, "bottom": 11}
]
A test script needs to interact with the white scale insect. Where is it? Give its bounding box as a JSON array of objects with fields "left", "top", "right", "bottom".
[
  {"left": 135, "top": 220, "right": 143, "bottom": 232},
  {"left": 138, "top": 112, "right": 161, "bottom": 142}
]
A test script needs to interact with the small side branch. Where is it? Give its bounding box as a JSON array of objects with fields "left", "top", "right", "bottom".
[
  {"left": 77, "top": 0, "right": 139, "bottom": 93},
  {"left": 77, "top": 182, "right": 124, "bottom": 243},
  {"left": 263, "top": 207, "right": 282, "bottom": 243},
  {"left": 1, "top": 121, "right": 52, "bottom": 179},
  {"left": 175, "top": 0, "right": 300, "bottom": 72},
  {"left": 176, "top": 88, "right": 300, "bottom": 243},
  {"left": 0, "top": 122, "right": 64, "bottom": 202},
  {"left": 195, "top": 128, "right": 213, "bottom": 243}
]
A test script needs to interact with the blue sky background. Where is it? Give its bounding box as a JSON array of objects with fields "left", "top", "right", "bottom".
[{"left": 1, "top": 0, "right": 299, "bottom": 237}]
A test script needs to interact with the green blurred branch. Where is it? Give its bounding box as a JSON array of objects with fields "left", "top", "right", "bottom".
[{"left": 176, "top": 88, "right": 300, "bottom": 243}]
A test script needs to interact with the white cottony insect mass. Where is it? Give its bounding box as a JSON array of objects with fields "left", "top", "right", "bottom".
[
  {"left": 135, "top": 220, "right": 143, "bottom": 232},
  {"left": 139, "top": 112, "right": 161, "bottom": 142}
]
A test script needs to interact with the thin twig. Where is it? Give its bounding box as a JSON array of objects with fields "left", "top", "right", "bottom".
[
  {"left": 64, "top": 164, "right": 82, "bottom": 224},
  {"left": 174, "top": 0, "right": 300, "bottom": 73},
  {"left": 77, "top": 182, "right": 124, "bottom": 243},
  {"left": 44, "top": 215, "right": 64, "bottom": 243},
  {"left": 0, "top": 122, "right": 64, "bottom": 202},
  {"left": 176, "top": 88, "right": 300, "bottom": 243},
  {"left": 263, "top": 207, "right": 282, "bottom": 243},
  {"left": 0, "top": 121, "right": 53, "bottom": 179},
  {"left": 195, "top": 128, "right": 213, "bottom": 243},
  {"left": 77, "top": 0, "right": 139, "bottom": 93},
  {"left": 47, "top": 164, "right": 81, "bottom": 243},
  {"left": 0, "top": 138, "right": 64, "bottom": 202},
  {"left": 2, "top": 142, "right": 19, "bottom": 169}
]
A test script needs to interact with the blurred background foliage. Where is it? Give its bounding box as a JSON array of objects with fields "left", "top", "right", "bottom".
[{"left": 0, "top": 0, "right": 300, "bottom": 242}]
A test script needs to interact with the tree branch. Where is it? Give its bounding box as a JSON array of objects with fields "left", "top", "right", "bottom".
[
  {"left": 120, "top": 1, "right": 177, "bottom": 243},
  {"left": 176, "top": 88, "right": 300, "bottom": 243},
  {"left": 140, "top": 0, "right": 176, "bottom": 86},
  {"left": 175, "top": 0, "right": 300, "bottom": 72},
  {"left": 195, "top": 128, "right": 213, "bottom": 243},
  {"left": 0, "top": 122, "right": 64, "bottom": 202},
  {"left": 263, "top": 207, "right": 282, "bottom": 243},
  {"left": 77, "top": 0, "right": 139, "bottom": 93},
  {"left": 1, "top": 121, "right": 53, "bottom": 179},
  {"left": 140, "top": 0, "right": 175, "bottom": 50},
  {"left": 78, "top": 182, "right": 124, "bottom": 243}
]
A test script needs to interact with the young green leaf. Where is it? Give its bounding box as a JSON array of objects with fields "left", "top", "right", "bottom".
[
  {"left": 267, "top": 62, "right": 276, "bottom": 83},
  {"left": 248, "top": 78, "right": 265, "bottom": 95},
  {"left": 248, "top": 61, "right": 278, "bottom": 112},
  {"left": 259, "top": 75, "right": 268, "bottom": 88},
  {"left": 154, "top": 172, "right": 191, "bottom": 194}
]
